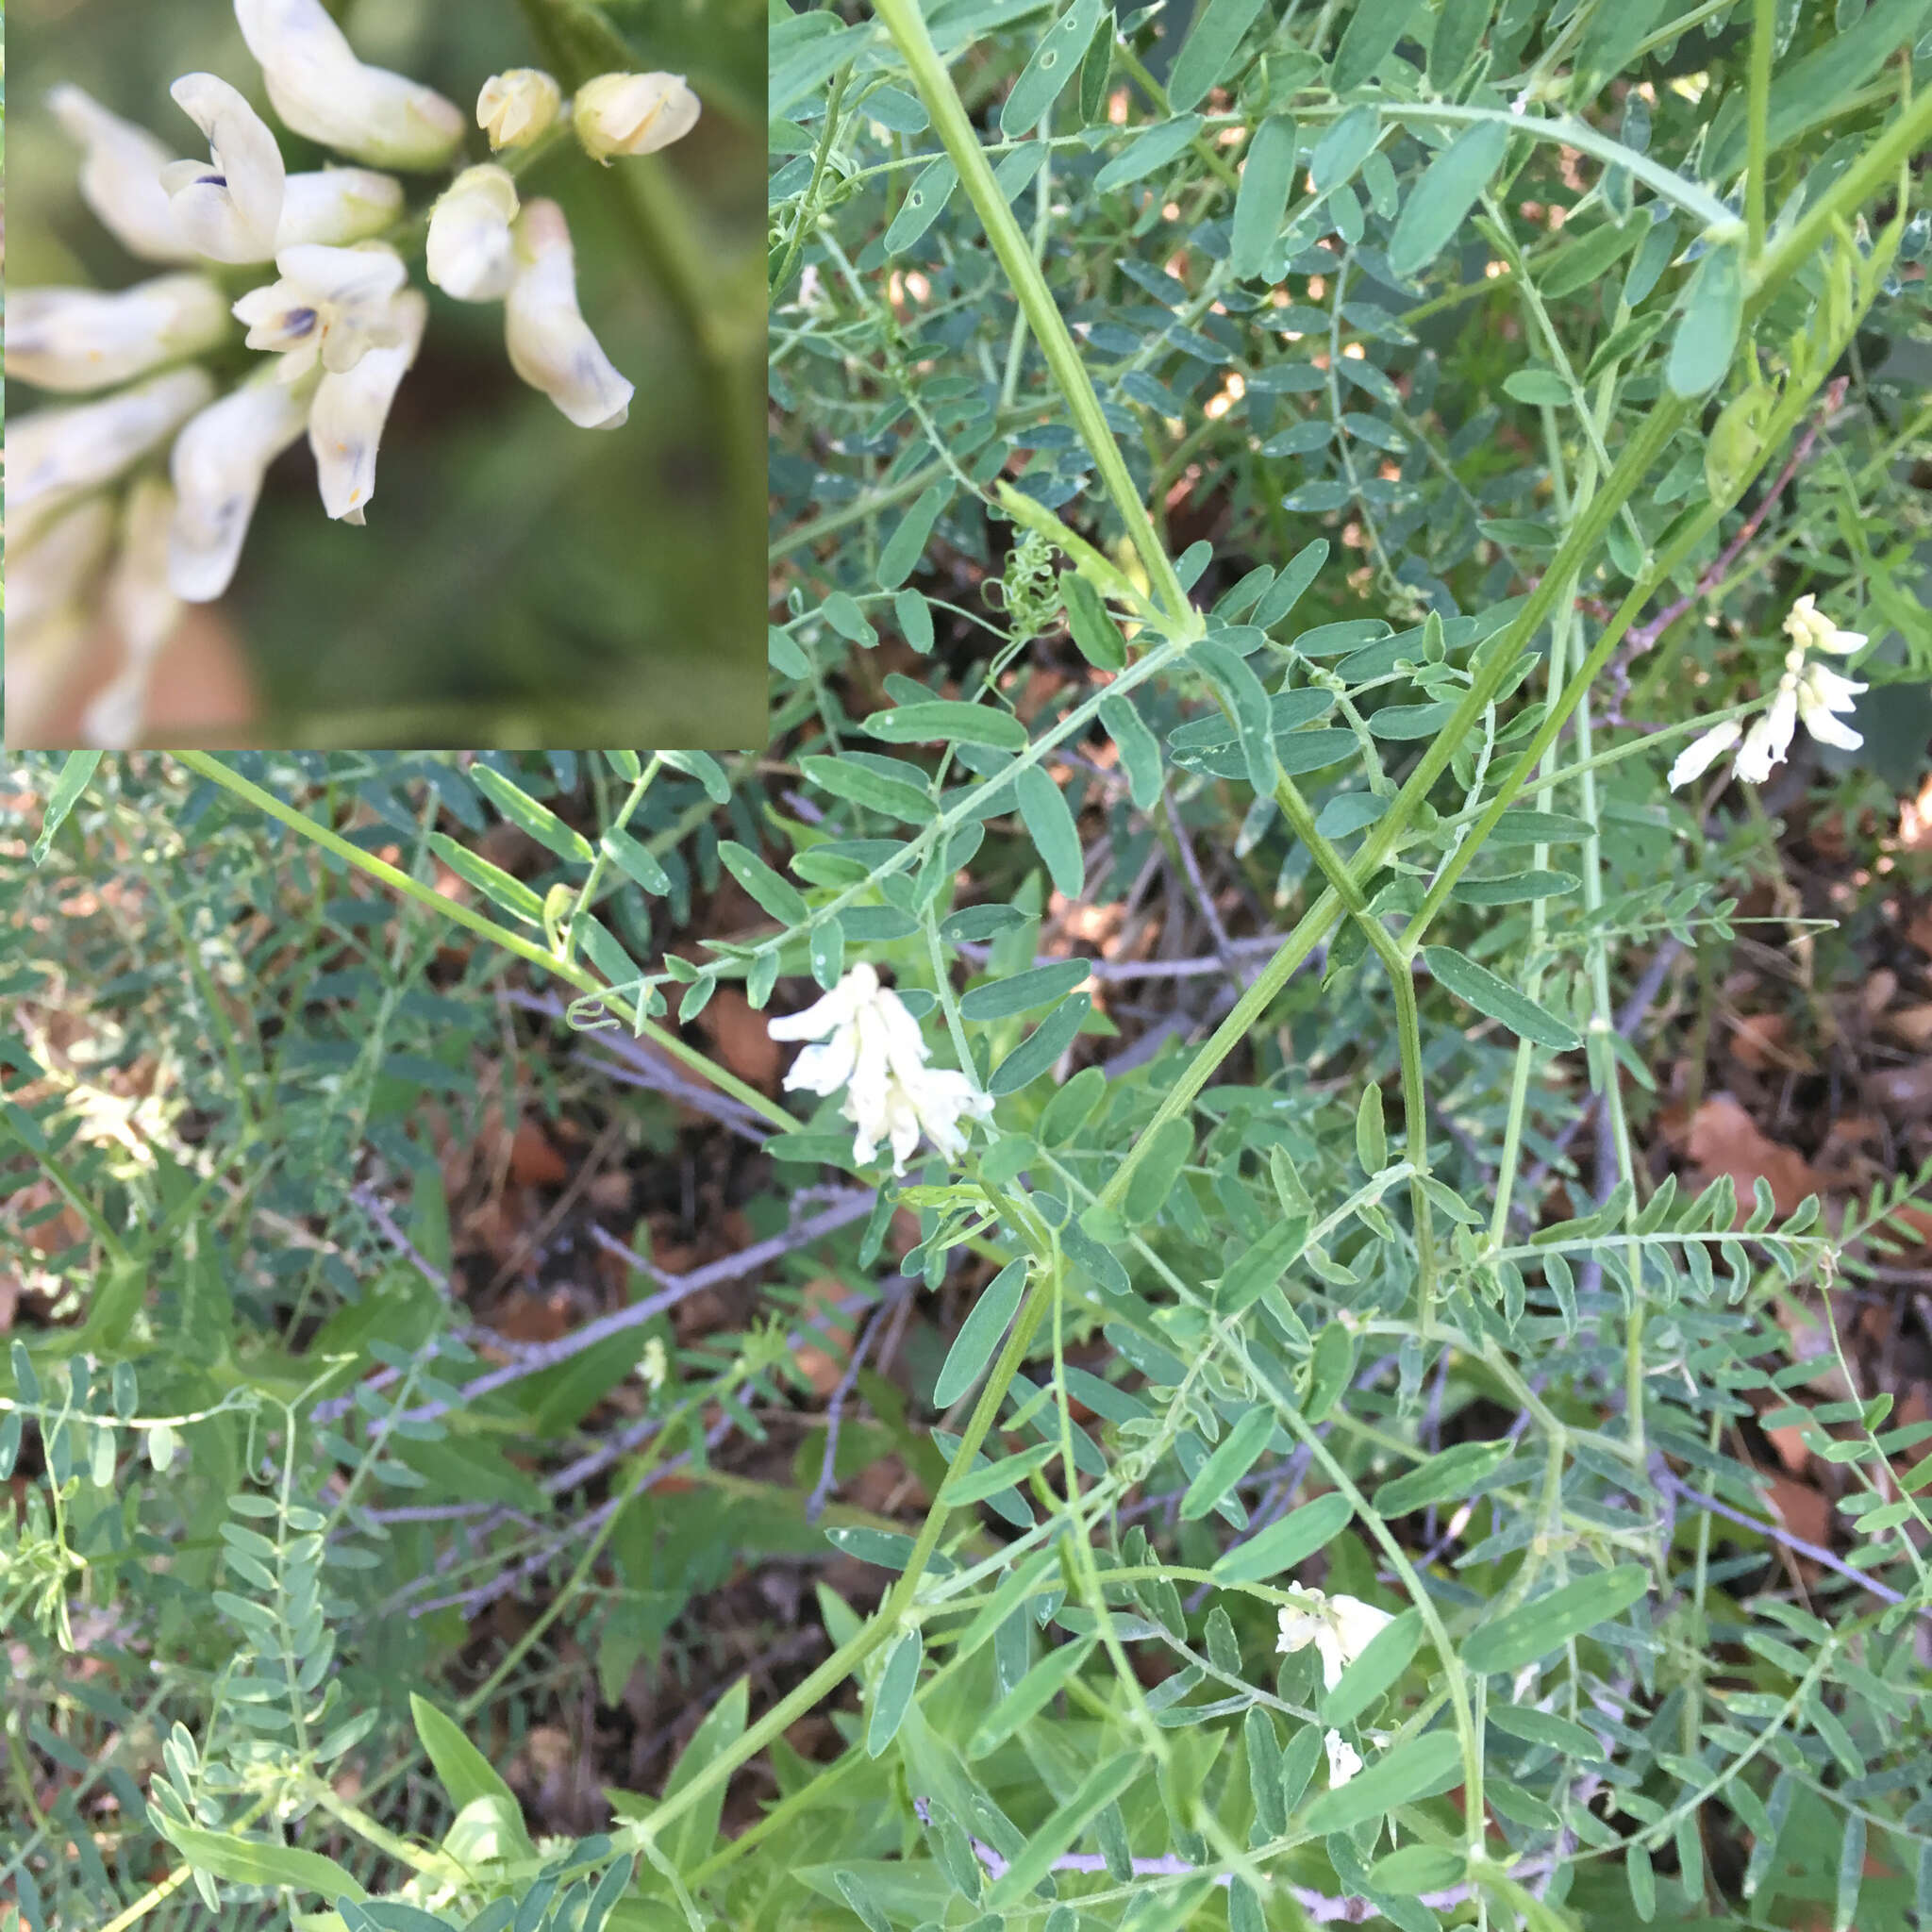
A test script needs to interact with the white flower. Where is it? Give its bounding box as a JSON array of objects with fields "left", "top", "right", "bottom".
[
  {"left": 1795, "top": 659, "right": 1867, "bottom": 751},
  {"left": 636, "top": 1337, "right": 669, "bottom": 1392},
  {"left": 232, "top": 242, "right": 410, "bottom": 382},
  {"left": 477, "top": 70, "right": 562, "bottom": 151},
  {"left": 81, "top": 479, "right": 188, "bottom": 750},
  {"left": 503, "top": 199, "right": 635, "bottom": 430},
  {"left": 1276, "top": 1585, "right": 1395, "bottom": 1790},
  {"left": 426, "top": 166, "right": 520, "bottom": 304},
  {"left": 7, "top": 275, "right": 232, "bottom": 393},
  {"left": 571, "top": 72, "right": 701, "bottom": 164},
  {"left": 48, "top": 86, "right": 199, "bottom": 263},
  {"left": 162, "top": 74, "right": 287, "bottom": 263},
  {"left": 169, "top": 374, "right": 313, "bottom": 602},
  {"left": 1668, "top": 600, "right": 1868, "bottom": 791},
  {"left": 1276, "top": 1585, "right": 1395, "bottom": 1691},
  {"left": 1734, "top": 681, "right": 1798, "bottom": 783},
  {"left": 8, "top": 497, "right": 117, "bottom": 641},
  {"left": 277, "top": 167, "right": 406, "bottom": 248},
  {"left": 1781, "top": 591, "right": 1866, "bottom": 657},
  {"left": 9, "top": 367, "right": 216, "bottom": 549},
  {"left": 768, "top": 963, "right": 995, "bottom": 1175},
  {"left": 308, "top": 289, "right": 427, "bottom": 525},
  {"left": 235, "top": 0, "right": 464, "bottom": 170},
  {"left": 1666, "top": 719, "right": 1742, "bottom": 791},
  {"left": 1324, "top": 1732, "right": 1365, "bottom": 1787}
]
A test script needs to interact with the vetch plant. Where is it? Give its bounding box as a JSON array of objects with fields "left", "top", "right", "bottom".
[
  {"left": 7, "top": 0, "right": 704, "bottom": 746},
  {"left": 7, "top": 5, "right": 1932, "bottom": 1932}
]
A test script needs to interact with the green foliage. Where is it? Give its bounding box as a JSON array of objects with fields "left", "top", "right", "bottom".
[{"left": 8, "top": 4, "right": 1932, "bottom": 1931}]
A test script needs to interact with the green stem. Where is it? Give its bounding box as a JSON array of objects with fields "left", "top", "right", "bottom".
[
  {"left": 170, "top": 753, "right": 799, "bottom": 1134},
  {"left": 1747, "top": 0, "right": 1775, "bottom": 261},
  {"left": 873, "top": 0, "right": 1195, "bottom": 627}
]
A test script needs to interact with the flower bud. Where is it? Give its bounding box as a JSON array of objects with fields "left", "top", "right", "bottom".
[
  {"left": 309, "top": 290, "right": 428, "bottom": 525},
  {"left": 169, "top": 375, "right": 312, "bottom": 602},
  {"left": 277, "top": 167, "right": 406, "bottom": 248},
  {"left": 47, "top": 86, "right": 199, "bottom": 264},
  {"left": 8, "top": 275, "right": 232, "bottom": 393},
  {"left": 504, "top": 200, "right": 634, "bottom": 431},
  {"left": 233, "top": 242, "right": 410, "bottom": 382},
  {"left": 477, "top": 69, "right": 562, "bottom": 151},
  {"left": 571, "top": 72, "right": 700, "bottom": 164},
  {"left": 235, "top": 0, "right": 464, "bottom": 171},
  {"left": 83, "top": 479, "right": 187, "bottom": 751},
  {"left": 10, "top": 367, "right": 216, "bottom": 549},
  {"left": 9, "top": 497, "right": 117, "bottom": 641},
  {"left": 163, "top": 73, "right": 287, "bottom": 264},
  {"left": 426, "top": 165, "right": 520, "bottom": 303}
]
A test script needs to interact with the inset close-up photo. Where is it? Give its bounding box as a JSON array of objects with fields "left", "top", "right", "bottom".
[{"left": 5, "top": 0, "right": 766, "bottom": 748}]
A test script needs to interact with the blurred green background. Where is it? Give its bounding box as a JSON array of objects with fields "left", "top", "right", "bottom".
[{"left": 8, "top": 0, "right": 766, "bottom": 747}]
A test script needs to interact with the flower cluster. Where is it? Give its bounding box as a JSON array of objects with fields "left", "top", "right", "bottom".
[
  {"left": 1275, "top": 1585, "right": 1396, "bottom": 1788},
  {"left": 1668, "top": 596, "right": 1869, "bottom": 791},
  {"left": 767, "top": 965, "right": 994, "bottom": 1176},
  {"left": 8, "top": 0, "right": 701, "bottom": 746}
]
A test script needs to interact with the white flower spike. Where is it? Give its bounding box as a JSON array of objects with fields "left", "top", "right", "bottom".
[
  {"left": 9, "top": 367, "right": 216, "bottom": 549},
  {"left": 164, "top": 74, "right": 287, "bottom": 263},
  {"left": 1276, "top": 1586, "right": 1396, "bottom": 1789},
  {"left": 309, "top": 290, "right": 428, "bottom": 525},
  {"left": 1668, "top": 599, "right": 1868, "bottom": 792},
  {"left": 232, "top": 242, "right": 410, "bottom": 382},
  {"left": 48, "top": 85, "right": 199, "bottom": 263},
  {"left": 427, "top": 167, "right": 521, "bottom": 304},
  {"left": 277, "top": 167, "right": 406, "bottom": 249},
  {"left": 768, "top": 963, "right": 995, "bottom": 1176},
  {"left": 477, "top": 70, "right": 562, "bottom": 151},
  {"left": 7, "top": 275, "right": 232, "bottom": 393},
  {"left": 169, "top": 373, "right": 313, "bottom": 602},
  {"left": 504, "top": 200, "right": 635, "bottom": 430},
  {"left": 82, "top": 479, "right": 188, "bottom": 751},
  {"left": 571, "top": 72, "right": 701, "bottom": 163},
  {"left": 235, "top": 0, "right": 465, "bottom": 171}
]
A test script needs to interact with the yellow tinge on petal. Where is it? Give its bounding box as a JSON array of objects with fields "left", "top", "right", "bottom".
[
  {"left": 478, "top": 70, "right": 563, "bottom": 151},
  {"left": 571, "top": 72, "right": 701, "bottom": 163}
]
